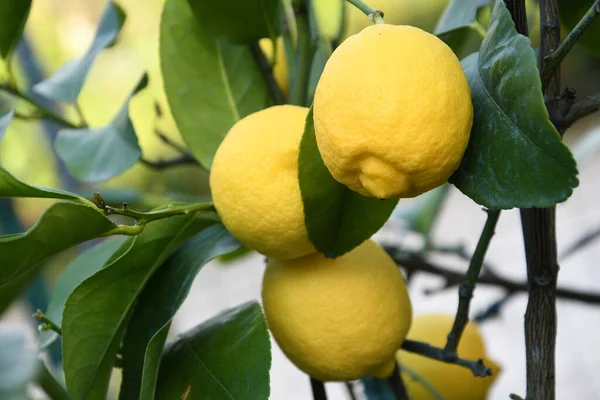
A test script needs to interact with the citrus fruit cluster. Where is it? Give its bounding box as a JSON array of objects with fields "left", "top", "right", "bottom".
[{"left": 209, "top": 17, "right": 475, "bottom": 386}]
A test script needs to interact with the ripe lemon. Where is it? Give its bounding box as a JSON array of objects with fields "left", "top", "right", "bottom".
[
  {"left": 397, "top": 314, "right": 501, "bottom": 400},
  {"left": 345, "top": 0, "right": 448, "bottom": 37},
  {"left": 210, "top": 105, "right": 314, "bottom": 260},
  {"left": 313, "top": 24, "right": 473, "bottom": 199},
  {"left": 259, "top": 38, "right": 289, "bottom": 95},
  {"left": 262, "top": 240, "right": 413, "bottom": 381}
]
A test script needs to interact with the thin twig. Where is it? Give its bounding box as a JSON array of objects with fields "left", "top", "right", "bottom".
[
  {"left": 444, "top": 210, "right": 501, "bottom": 355},
  {"left": 387, "top": 362, "right": 409, "bottom": 400},
  {"left": 344, "top": 382, "right": 357, "bottom": 400},
  {"left": 248, "top": 42, "right": 286, "bottom": 105},
  {"left": 345, "top": 0, "right": 385, "bottom": 24},
  {"left": 540, "top": 0, "right": 600, "bottom": 89},
  {"left": 473, "top": 292, "right": 516, "bottom": 323},
  {"left": 558, "top": 93, "right": 600, "bottom": 131},
  {"left": 310, "top": 377, "right": 328, "bottom": 400},
  {"left": 560, "top": 224, "right": 600, "bottom": 261},
  {"left": 402, "top": 339, "right": 491, "bottom": 377},
  {"left": 32, "top": 309, "right": 62, "bottom": 336},
  {"left": 139, "top": 154, "right": 200, "bottom": 169}
]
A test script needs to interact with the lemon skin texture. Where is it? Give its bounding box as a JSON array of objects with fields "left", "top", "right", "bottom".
[
  {"left": 262, "top": 240, "right": 413, "bottom": 381},
  {"left": 345, "top": 0, "right": 448, "bottom": 37},
  {"left": 259, "top": 38, "right": 289, "bottom": 96},
  {"left": 209, "top": 105, "right": 315, "bottom": 260},
  {"left": 313, "top": 25, "right": 473, "bottom": 199},
  {"left": 397, "top": 314, "right": 501, "bottom": 400}
]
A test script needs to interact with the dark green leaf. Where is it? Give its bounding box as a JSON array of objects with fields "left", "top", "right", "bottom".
[
  {"left": 0, "top": 329, "right": 38, "bottom": 400},
  {"left": 62, "top": 212, "right": 218, "bottom": 400},
  {"left": 39, "top": 237, "right": 129, "bottom": 349},
  {"left": 188, "top": 0, "right": 281, "bottom": 44},
  {"left": 435, "top": 0, "right": 478, "bottom": 34},
  {"left": 450, "top": 0, "right": 578, "bottom": 209},
  {"left": 298, "top": 107, "right": 398, "bottom": 258},
  {"left": 558, "top": 0, "right": 600, "bottom": 57},
  {"left": 54, "top": 74, "right": 147, "bottom": 183},
  {"left": 0, "top": 202, "right": 117, "bottom": 314},
  {"left": 0, "top": 165, "right": 85, "bottom": 202},
  {"left": 33, "top": 2, "right": 126, "bottom": 103},
  {"left": 120, "top": 224, "right": 240, "bottom": 400},
  {"left": 307, "top": 39, "right": 330, "bottom": 104},
  {"left": 0, "top": 110, "right": 14, "bottom": 142},
  {"left": 160, "top": 0, "right": 272, "bottom": 169},
  {"left": 0, "top": 1, "right": 32, "bottom": 59},
  {"left": 155, "top": 301, "right": 270, "bottom": 400},
  {"left": 437, "top": 23, "right": 485, "bottom": 60}
]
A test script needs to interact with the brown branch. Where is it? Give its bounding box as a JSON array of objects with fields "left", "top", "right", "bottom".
[{"left": 557, "top": 93, "right": 600, "bottom": 131}]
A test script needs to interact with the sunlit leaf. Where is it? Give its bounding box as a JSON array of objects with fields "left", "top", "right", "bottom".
[
  {"left": 0, "top": 165, "right": 85, "bottom": 202},
  {"left": 450, "top": 0, "right": 578, "bottom": 209},
  {"left": 155, "top": 302, "right": 271, "bottom": 400},
  {"left": 0, "top": 1, "right": 32, "bottom": 59},
  {"left": 54, "top": 74, "right": 147, "bottom": 183},
  {"left": 298, "top": 107, "right": 398, "bottom": 258},
  {"left": 62, "top": 213, "right": 218, "bottom": 400},
  {"left": 119, "top": 224, "right": 240, "bottom": 400},
  {"left": 160, "top": 0, "right": 272, "bottom": 169},
  {"left": 33, "top": 2, "right": 126, "bottom": 103}
]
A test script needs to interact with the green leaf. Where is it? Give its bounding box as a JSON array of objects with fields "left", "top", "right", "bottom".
[
  {"left": 119, "top": 224, "right": 240, "bottom": 400},
  {"left": 435, "top": 0, "right": 478, "bottom": 34},
  {"left": 0, "top": 329, "right": 39, "bottom": 400},
  {"left": 0, "top": 1, "right": 32, "bottom": 59},
  {"left": 188, "top": 0, "right": 281, "bottom": 44},
  {"left": 160, "top": 0, "right": 273, "bottom": 169},
  {"left": 62, "top": 212, "right": 218, "bottom": 400},
  {"left": 0, "top": 111, "right": 14, "bottom": 142},
  {"left": 437, "top": 23, "right": 485, "bottom": 60},
  {"left": 298, "top": 107, "right": 398, "bottom": 258},
  {"left": 54, "top": 74, "right": 147, "bottom": 183},
  {"left": 449, "top": 0, "right": 578, "bottom": 209},
  {"left": 0, "top": 202, "right": 117, "bottom": 315},
  {"left": 32, "top": 1, "right": 126, "bottom": 103},
  {"left": 0, "top": 165, "right": 85, "bottom": 202},
  {"left": 39, "top": 237, "right": 129, "bottom": 349},
  {"left": 393, "top": 185, "right": 449, "bottom": 237},
  {"left": 155, "top": 301, "right": 270, "bottom": 400},
  {"left": 558, "top": 0, "right": 600, "bottom": 57}
]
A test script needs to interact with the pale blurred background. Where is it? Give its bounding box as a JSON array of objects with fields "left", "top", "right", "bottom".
[{"left": 1, "top": 0, "right": 600, "bottom": 399}]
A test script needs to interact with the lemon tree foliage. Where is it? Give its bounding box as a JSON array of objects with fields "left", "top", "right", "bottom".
[
  {"left": 0, "top": 165, "right": 87, "bottom": 202},
  {"left": 558, "top": 0, "right": 600, "bottom": 56},
  {"left": 155, "top": 302, "right": 271, "bottom": 400},
  {"left": 61, "top": 213, "right": 218, "bottom": 400},
  {"left": 188, "top": 0, "right": 281, "bottom": 44},
  {"left": 0, "top": 0, "right": 31, "bottom": 59},
  {"left": 119, "top": 225, "right": 240, "bottom": 400},
  {"left": 160, "top": 0, "right": 273, "bottom": 169},
  {"left": 298, "top": 108, "right": 398, "bottom": 258},
  {"left": 54, "top": 74, "right": 148, "bottom": 183},
  {"left": 434, "top": 0, "right": 477, "bottom": 34},
  {"left": 0, "top": 111, "right": 14, "bottom": 141},
  {"left": 435, "top": 0, "right": 485, "bottom": 60},
  {"left": 33, "top": 1, "right": 126, "bottom": 103},
  {"left": 450, "top": 0, "right": 579, "bottom": 209}
]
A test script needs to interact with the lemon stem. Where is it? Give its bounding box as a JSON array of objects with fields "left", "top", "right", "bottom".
[
  {"left": 443, "top": 209, "right": 501, "bottom": 356},
  {"left": 345, "top": 0, "right": 386, "bottom": 25}
]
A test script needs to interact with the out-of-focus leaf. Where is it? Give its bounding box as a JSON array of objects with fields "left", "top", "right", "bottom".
[
  {"left": 0, "top": 202, "right": 117, "bottom": 314},
  {"left": 450, "top": 0, "right": 578, "bottom": 209},
  {"left": 0, "top": 329, "right": 38, "bottom": 400},
  {"left": 54, "top": 74, "right": 147, "bottom": 183},
  {"left": 39, "top": 237, "right": 129, "bottom": 349},
  {"left": 558, "top": 0, "right": 600, "bottom": 57},
  {"left": 155, "top": 301, "right": 271, "bottom": 400},
  {"left": 160, "top": 0, "right": 272, "bottom": 169},
  {"left": 435, "top": 0, "right": 478, "bottom": 34},
  {"left": 437, "top": 23, "right": 485, "bottom": 60},
  {"left": 62, "top": 213, "right": 217, "bottom": 400},
  {"left": 33, "top": 2, "right": 126, "bottom": 103},
  {"left": 0, "top": 1, "right": 32, "bottom": 59},
  {"left": 0, "top": 165, "right": 85, "bottom": 202},
  {"left": 188, "top": 0, "right": 281, "bottom": 44},
  {"left": 119, "top": 224, "right": 240, "bottom": 400},
  {"left": 298, "top": 107, "right": 398, "bottom": 258},
  {"left": 307, "top": 39, "right": 331, "bottom": 104},
  {"left": 0, "top": 111, "right": 14, "bottom": 142},
  {"left": 393, "top": 185, "right": 449, "bottom": 237}
]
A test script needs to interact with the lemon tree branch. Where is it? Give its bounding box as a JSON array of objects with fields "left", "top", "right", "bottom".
[
  {"left": 33, "top": 309, "right": 62, "bottom": 336},
  {"left": 310, "top": 378, "right": 327, "bottom": 400},
  {"left": 345, "top": 0, "right": 385, "bottom": 24},
  {"left": 387, "top": 363, "right": 409, "bottom": 400}
]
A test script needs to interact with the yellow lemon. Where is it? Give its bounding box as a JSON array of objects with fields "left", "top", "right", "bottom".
[
  {"left": 345, "top": 0, "right": 448, "bottom": 37},
  {"left": 210, "top": 105, "right": 314, "bottom": 260},
  {"left": 397, "top": 314, "right": 501, "bottom": 400},
  {"left": 313, "top": 24, "right": 472, "bottom": 199},
  {"left": 259, "top": 38, "right": 289, "bottom": 96},
  {"left": 262, "top": 240, "right": 413, "bottom": 381}
]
